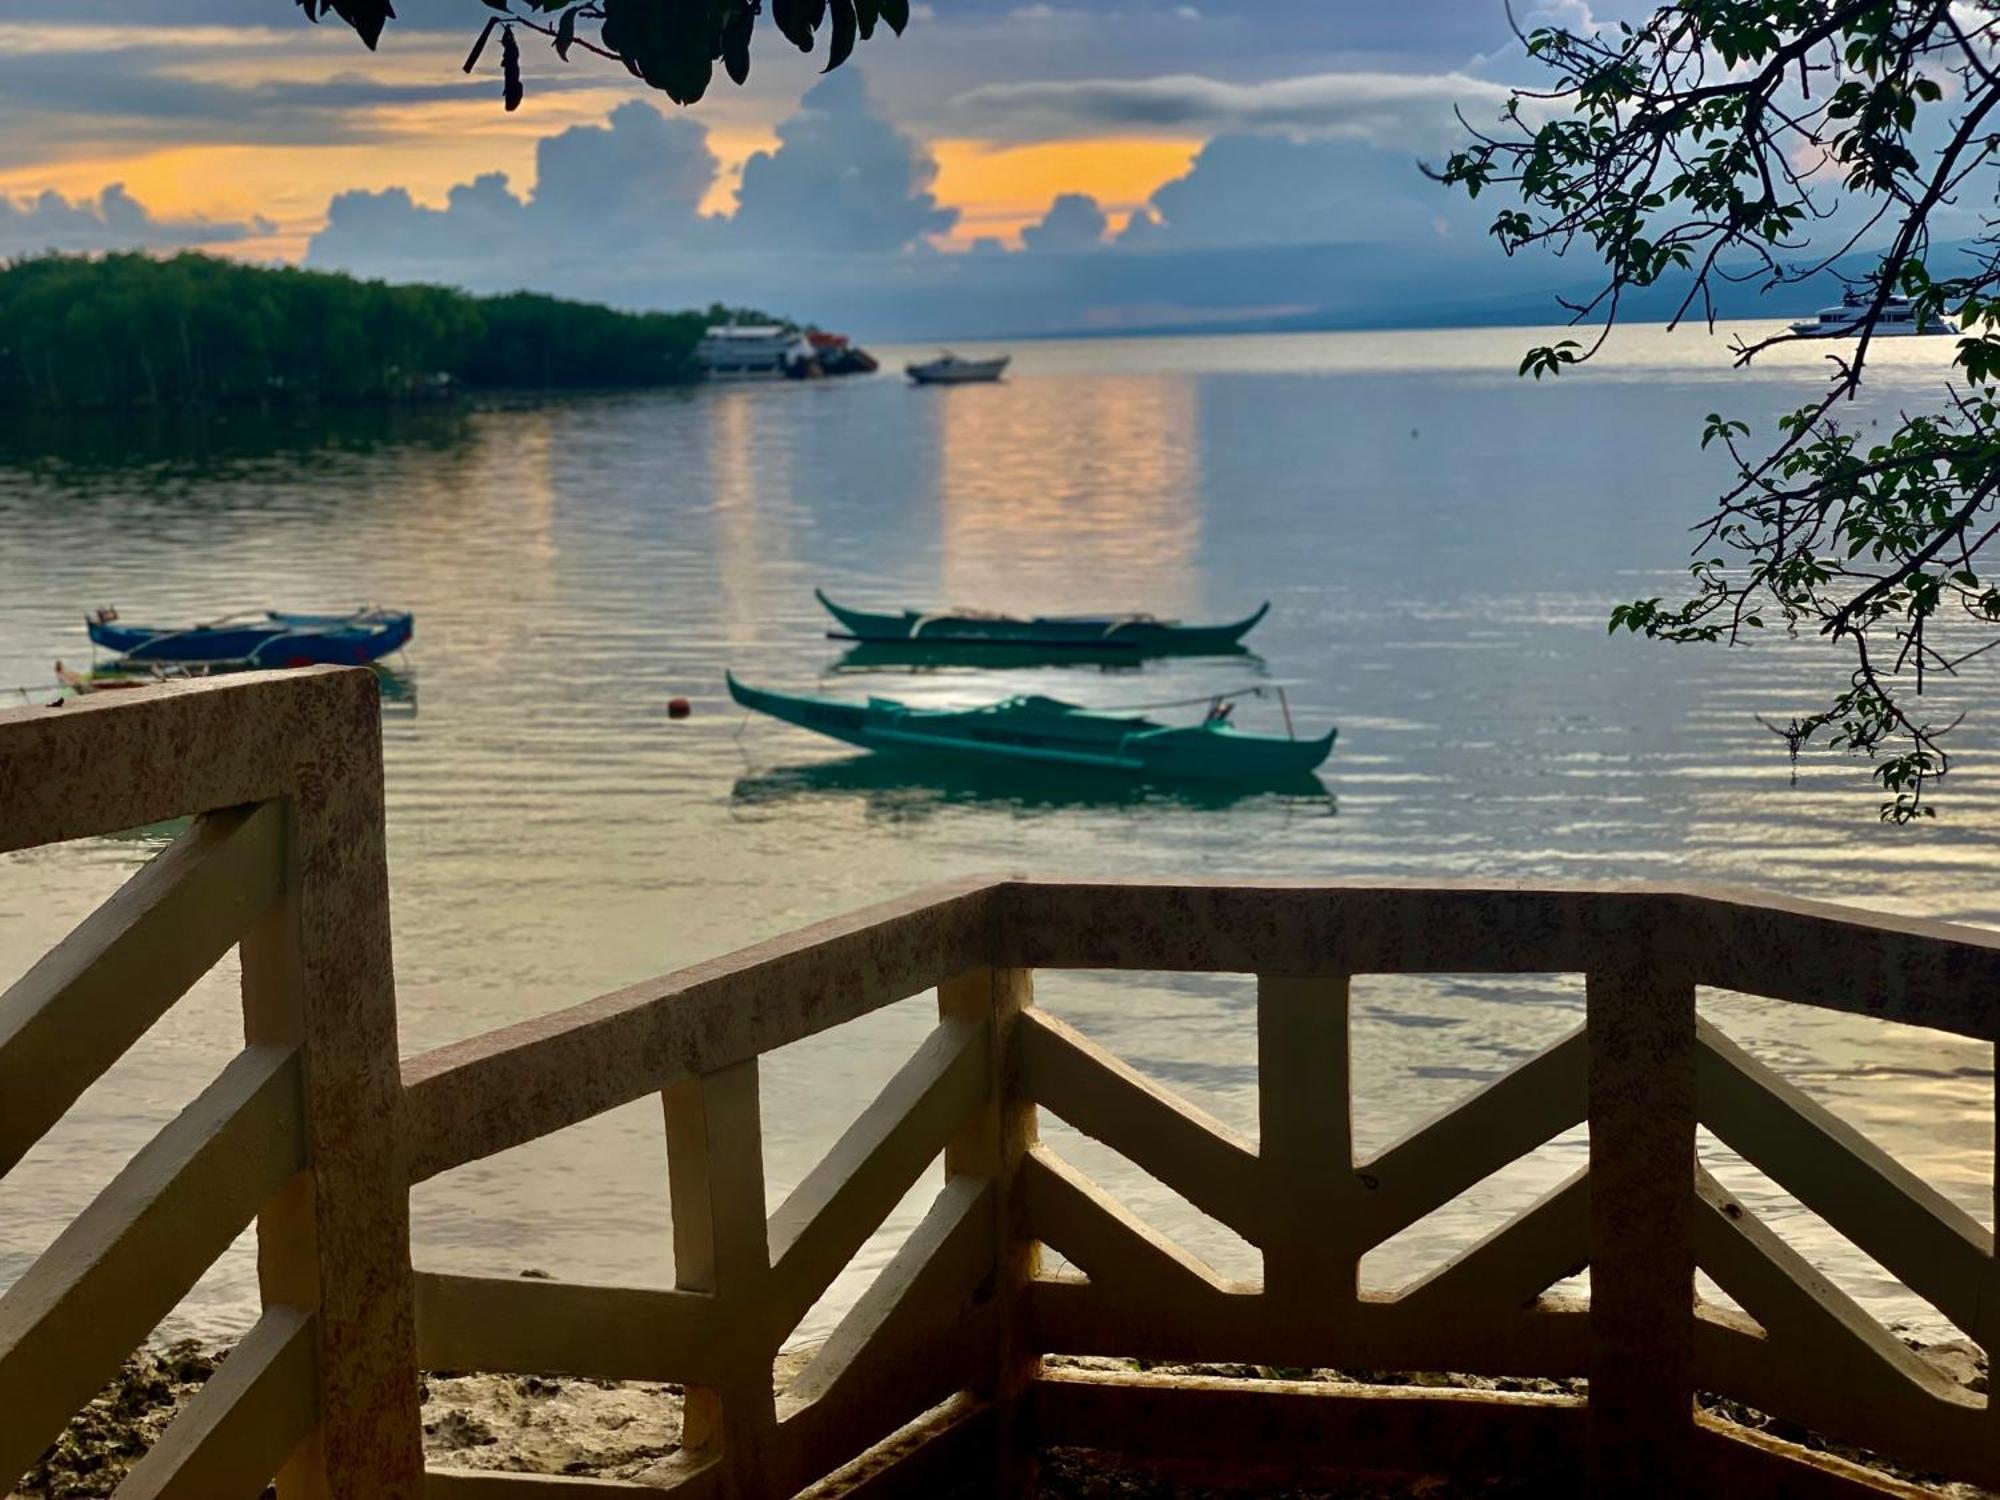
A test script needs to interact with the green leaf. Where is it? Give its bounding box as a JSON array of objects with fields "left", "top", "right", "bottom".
[
  {"left": 721, "top": 1, "right": 753, "bottom": 86},
  {"left": 825, "top": 0, "right": 857, "bottom": 72},
  {"left": 501, "top": 24, "right": 523, "bottom": 111},
  {"left": 325, "top": 0, "right": 395, "bottom": 50},
  {"left": 601, "top": 0, "right": 714, "bottom": 104},
  {"left": 772, "top": 0, "right": 814, "bottom": 50}
]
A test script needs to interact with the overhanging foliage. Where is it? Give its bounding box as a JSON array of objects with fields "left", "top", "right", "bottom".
[
  {"left": 1442, "top": 1, "right": 2000, "bottom": 819},
  {"left": 297, "top": 0, "right": 905, "bottom": 110}
]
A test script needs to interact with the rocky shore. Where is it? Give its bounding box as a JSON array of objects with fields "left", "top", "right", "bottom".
[
  {"left": 16, "top": 1339, "right": 1991, "bottom": 1498},
  {"left": 17, "top": 1346, "right": 718, "bottom": 1498}
]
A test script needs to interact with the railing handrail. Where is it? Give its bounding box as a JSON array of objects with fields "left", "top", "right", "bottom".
[
  {"left": 0, "top": 667, "right": 376, "bottom": 852},
  {"left": 399, "top": 877, "right": 995, "bottom": 1184},
  {"left": 391, "top": 877, "right": 2000, "bottom": 1141}
]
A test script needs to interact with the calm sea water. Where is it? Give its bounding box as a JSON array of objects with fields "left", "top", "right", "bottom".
[{"left": 0, "top": 324, "right": 1993, "bottom": 1350}]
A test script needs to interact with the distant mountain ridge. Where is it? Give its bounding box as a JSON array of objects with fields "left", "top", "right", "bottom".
[{"left": 1013, "top": 240, "right": 1990, "bottom": 343}]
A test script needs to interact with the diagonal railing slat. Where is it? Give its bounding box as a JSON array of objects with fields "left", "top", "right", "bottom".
[
  {"left": 793, "top": 1393, "right": 996, "bottom": 1500},
  {"left": 766, "top": 1015, "right": 988, "bottom": 1342},
  {"left": 778, "top": 1176, "right": 997, "bottom": 1492},
  {"left": 0, "top": 1045, "right": 304, "bottom": 1490},
  {"left": 1354, "top": 1025, "right": 1587, "bottom": 1249},
  {"left": 1692, "top": 1171, "right": 1989, "bottom": 1484},
  {"left": 1015, "top": 1008, "right": 1266, "bottom": 1245},
  {"left": 0, "top": 801, "right": 282, "bottom": 1177},
  {"left": 1022, "top": 1145, "right": 1242, "bottom": 1300},
  {"left": 1695, "top": 1020, "right": 1992, "bottom": 1338},
  {"left": 111, "top": 1305, "right": 317, "bottom": 1500},
  {"left": 1390, "top": 1167, "right": 1589, "bottom": 1318},
  {"left": 1692, "top": 1169, "right": 1974, "bottom": 1403}
]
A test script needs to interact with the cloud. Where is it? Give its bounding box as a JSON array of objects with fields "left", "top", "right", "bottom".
[
  {"left": 949, "top": 69, "right": 1514, "bottom": 148},
  {"left": 291, "top": 60, "right": 1531, "bottom": 337},
  {"left": 316, "top": 178, "right": 528, "bottom": 276},
  {"left": 1021, "top": 193, "right": 1108, "bottom": 252},
  {"left": 0, "top": 2, "right": 1532, "bottom": 176},
  {"left": 0, "top": 184, "right": 270, "bottom": 255},
  {"left": 310, "top": 69, "right": 956, "bottom": 283},
  {"left": 312, "top": 103, "right": 724, "bottom": 278},
  {"left": 729, "top": 71, "right": 956, "bottom": 253},
  {"left": 1117, "top": 207, "right": 1164, "bottom": 247},
  {"left": 1130, "top": 131, "right": 1479, "bottom": 248},
  {"left": 0, "top": 18, "right": 607, "bottom": 170},
  {"left": 526, "top": 103, "right": 719, "bottom": 232}
]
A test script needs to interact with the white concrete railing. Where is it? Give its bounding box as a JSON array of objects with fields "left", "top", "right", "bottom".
[{"left": 1, "top": 670, "right": 1994, "bottom": 1498}]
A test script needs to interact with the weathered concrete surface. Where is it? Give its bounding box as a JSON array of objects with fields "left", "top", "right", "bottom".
[{"left": 12, "top": 673, "right": 2000, "bottom": 1498}]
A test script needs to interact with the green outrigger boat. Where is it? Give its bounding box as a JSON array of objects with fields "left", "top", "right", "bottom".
[
  {"left": 816, "top": 589, "right": 1268, "bottom": 655},
  {"left": 726, "top": 674, "right": 1335, "bottom": 781}
]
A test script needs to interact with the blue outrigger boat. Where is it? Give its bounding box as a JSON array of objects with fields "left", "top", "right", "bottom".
[
  {"left": 87, "top": 607, "right": 413, "bottom": 668},
  {"left": 727, "top": 674, "right": 1334, "bottom": 781},
  {"left": 815, "top": 590, "right": 1268, "bottom": 655}
]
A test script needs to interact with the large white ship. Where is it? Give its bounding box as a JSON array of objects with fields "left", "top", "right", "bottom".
[
  {"left": 695, "top": 324, "right": 810, "bottom": 378},
  {"left": 1789, "top": 291, "right": 1957, "bottom": 337}
]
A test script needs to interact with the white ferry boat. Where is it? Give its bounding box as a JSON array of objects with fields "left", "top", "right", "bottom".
[
  {"left": 696, "top": 324, "right": 810, "bottom": 379},
  {"left": 1788, "top": 292, "right": 1957, "bottom": 338}
]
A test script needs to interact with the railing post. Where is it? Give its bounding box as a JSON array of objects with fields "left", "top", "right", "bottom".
[
  {"left": 239, "top": 670, "right": 425, "bottom": 1497},
  {"left": 939, "top": 966, "right": 1037, "bottom": 1498},
  {"left": 1585, "top": 947, "right": 1697, "bottom": 1497},
  {"left": 664, "top": 1059, "right": 776, "bottom": 1498},
  {"left": 1258, "top": 974, "right": 1357, "bottom": 1335}
]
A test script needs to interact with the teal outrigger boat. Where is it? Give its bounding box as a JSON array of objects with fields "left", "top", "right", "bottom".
[
  {"left": 727, "top": 674, "right": 1335, "bottom": 781},
  {"left": 816, "top": 589, "right": 1268, "bottom": 655}
]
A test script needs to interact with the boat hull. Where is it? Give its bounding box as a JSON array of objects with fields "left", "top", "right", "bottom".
[
  {"left": 816, "top": 590, "right": 1268, "bottom": 655},
  {"left": 906, "top": 357, "right": 1009, "bottom": 384},
  {"left": 727, "top": 674, "right": 1334, "bottom": 782},
  {"left": 734, "top": 754, "right": 1331, "bottom": 811},
  {"left": 835, "top": 642, "right": 1158, "bottom": 672},
  {"left": 1788, "top": 322, "right": 1957, "bottom": 337},
  {"left": 88, "top": 609, "right": 413, "bottom": 667}
]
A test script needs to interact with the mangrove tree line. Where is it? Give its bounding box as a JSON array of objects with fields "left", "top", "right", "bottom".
[{"left": 0, "top": 253, "right": 768, "bottom": 409}]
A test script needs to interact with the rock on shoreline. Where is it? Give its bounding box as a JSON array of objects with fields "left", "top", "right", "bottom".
[{"left": 16, "top": 1340, "right": 1991, "bottom": 1498}]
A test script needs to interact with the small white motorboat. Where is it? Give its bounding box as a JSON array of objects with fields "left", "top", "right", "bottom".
[{"left": 906, "top": 351, "right": 1010, "bottom": 385}]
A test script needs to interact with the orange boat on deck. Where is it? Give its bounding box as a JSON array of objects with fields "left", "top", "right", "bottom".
[{"left": 799, "top": 329, "right": 879, "bottom": 377}]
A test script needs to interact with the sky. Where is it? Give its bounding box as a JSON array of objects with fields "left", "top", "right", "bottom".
[{"left": 0, "top": 1, "right": 1729, "bottom": 338}]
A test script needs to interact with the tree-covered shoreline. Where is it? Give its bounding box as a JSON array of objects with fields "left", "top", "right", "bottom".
[{"left": 0, "top": 253, "right": 774, "bottom": 411}]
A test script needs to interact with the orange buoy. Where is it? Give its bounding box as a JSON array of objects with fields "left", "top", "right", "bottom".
[{"left": 668, "top": 697, "right": 692, "bottom": 719}]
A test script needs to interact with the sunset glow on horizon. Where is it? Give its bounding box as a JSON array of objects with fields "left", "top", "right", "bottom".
[
  {"left": 0, "top": 4, "right": 1520, "bottom": 336},
  {"left": 0, "top": 129, "right": 1202, "bottom": 262}
]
